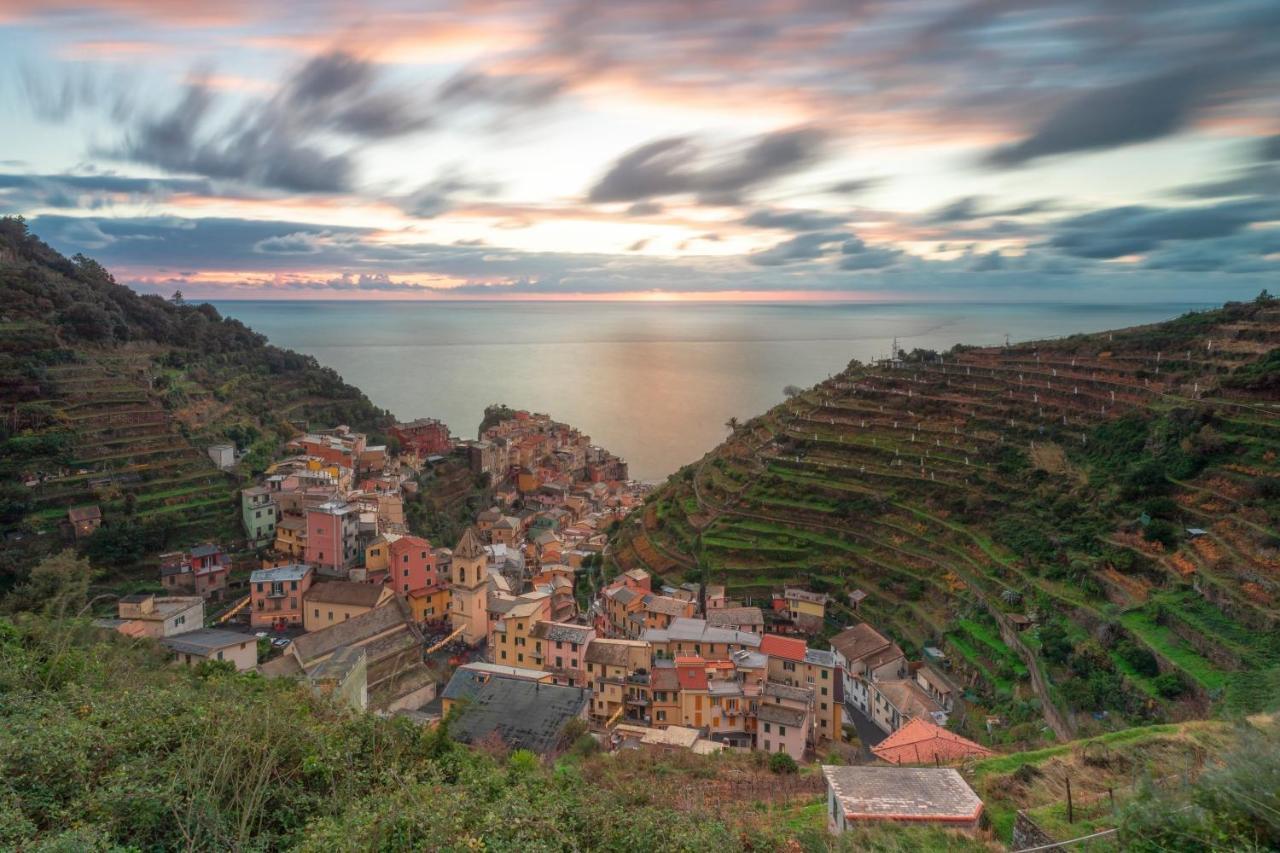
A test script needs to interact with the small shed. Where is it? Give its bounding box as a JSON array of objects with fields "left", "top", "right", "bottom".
[{"left": 67, "top": 505, "right": 102, "bottom": 540}]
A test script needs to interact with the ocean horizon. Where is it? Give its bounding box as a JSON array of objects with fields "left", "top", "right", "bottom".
[{"left": 212, "top": 299, "right": 1216, "bottom": 481}]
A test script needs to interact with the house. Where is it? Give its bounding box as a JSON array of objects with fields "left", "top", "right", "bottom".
[
  {"left": 584, "top": 637, "right": 650, "bottom": 723},
  {"left": 782, "top": 588, "right": 829, "bottom": 632},
  {"left": 757, "top": 703, "right": 809, "bottom": 761},
  {"left": 640, "top": 594, "right": 696, "bottom": 634},
  {"left": 207, "top": 443, "right": 235, "bottom": 470},
  {"left": 830, "top": 623, "right": 906, "bottom": 718},
  {"left": 490, "top": 595, "right": 553, "bottom": 668},
  {"left": 760, "top": 634, "right": 842, "bottom": 744},
  {"left": 407, "top": 584, "right": 451, "bottom": 624},
  {"left": 304, "top": 501, "right": 359, "bottom": 576},
  {"left": 107, "top": 594, "right": 204, "bottom": 638},
  {"left": 915, "top": 664, "right": 957, "bottom": 713},
  {"left": 241, "top": 487, "right": 279, "bottom": 546},
  {"left": 704, "top": 584, "right": 727, "bottom": 611},
  {"left": 869, "top": 679, "right": 944, "bottom": 735},
  {"left": 249, "top": 564, "right": 314, "bottom": 629},
  {"left": 848, "top": 589, "right": 868, "bottom": 610},
  {"left": 822, "top": 766, "right": 984, "bottom": 835},
  {"left": 440, "top": 670, "right": 590, "bottom": 754},
  {"left": 67, "top": 505, "right": 102, "bottom": 540},
  {"left": 274, "top": 516, "right": 306, "bottom": 558},
  {"left": 391, "top": 418, "right": 452, "bottom": 456},
  {"left": 530, "top": 621, "right": 595, "bottom": 687},
  {"left": 162, "top": 628, "right": 258, "bottom": 671},
  {"left": 611, "top": 723, "right": 724, "bottom": 755},
  {"left": 262, "top": 596, "right": 434, "bottom": 713},
  {"left": 706, "top": 606, "right": 764, "bottom": 634},
  {"left": 158, "top": 545, "right": 229, "bottom": 599},
  {"left": 303, "top": 581, "right": 395, "bottom": 632},
  {"left": 642, "top": 617, "right": 762, "bottom": 661},
  {"left": 870, "top": 717, "right": 993, "bottom": 766},
  {"left": 388, "top": 535, "right": 437, "bottom": 595}
]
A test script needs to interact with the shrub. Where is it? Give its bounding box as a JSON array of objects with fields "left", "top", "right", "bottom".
[{"left": 768, "top": 751, "right": 798, "bottom": 774}]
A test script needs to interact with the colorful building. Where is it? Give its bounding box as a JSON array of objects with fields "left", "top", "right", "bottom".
[
  {"left": 388, "top": 535, "right": 437, "bottom": 595},
  {"left": 249, "top": 564, "right": 314, "bottom": 629},
  {"left": 303, "top": 581, "right": 395, "bottom": 632}
]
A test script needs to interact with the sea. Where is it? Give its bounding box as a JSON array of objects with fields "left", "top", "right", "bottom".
[{"left": 211, "top": 301, "right": 1214, "bottom": 482}]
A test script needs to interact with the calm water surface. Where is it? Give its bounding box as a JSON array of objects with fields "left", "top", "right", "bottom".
[{"left": 212, "top": 301, "right": 1211, "bottom": 481}]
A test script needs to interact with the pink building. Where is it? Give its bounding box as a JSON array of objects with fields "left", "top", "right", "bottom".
[
  {"left": 249, "top": 564, "right": 314, "bottom": 629},
  {"left": 389, "top": 535, "right": 437, "bottom": 595},
  {"left": 305, "top": 501, "right": 359, "bottom": 576}
]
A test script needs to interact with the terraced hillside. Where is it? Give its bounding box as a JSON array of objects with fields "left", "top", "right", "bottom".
[
  {"left": 613, "top": 295, "right": 1280, "bottom": 744},
  {"left": 0, "top": 218, "right": 393, "bottom": 584}
]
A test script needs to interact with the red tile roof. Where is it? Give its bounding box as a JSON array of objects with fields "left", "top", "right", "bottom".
[
  {"left": 759, "top": 633, "right": 807, "bottom": 662},
  {"left": 871, "top": 717, "right": 994, "bottom": 766}
]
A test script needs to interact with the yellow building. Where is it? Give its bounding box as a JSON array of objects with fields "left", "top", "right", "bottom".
[
  {"left": 364, "top": 532, "right": 403, "bottom": 575},
  {"left": 491, "top": 597, "right": 552, "bottom": 668},
  {"left": 274, "top": 516, "right": 306, "bottom": 558},
  {"left": 783, "top": 587, "right": 828, "bottom": 626},
  {"left": 302, "top": 581, "right": 395, "bottom": 633},
  {"left": 584, "top": 638, "right": 649, "bottom": 724},
  {"left": 407, "top": 585, "right": 451, "bottom": 623},
  {"left": 761, "top": 634, "right": 842, "bottom": 745}
]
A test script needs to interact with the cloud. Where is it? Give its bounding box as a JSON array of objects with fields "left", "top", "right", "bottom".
[
  {"left": 113, "top": 51, "right": 432, "bottom": 193},
  {"left": 0, "top": 171, "right": 214, "bottom": 212},
  {"left": 1048, "top": 199, "right": 1280, "bottom": 258},
  {"left": 624, "top": 201, "right": 663, "bottom": 216},
  {"left": 986, "top": 68, "right": 1209, "bottom": 167},
  {"left": 826, "top": 178, "right": 880, "bottom": 196},
  {"left": 587, "top": 127, "right": 826, "bottom": 204},
  {"left": 742, "top": 208, "right": 848, "bottom": 231},
  {"left": 399, "top": 171, "right": 500, "bottom": 219},
  {"left": 838, "top": 236, "right": 902, "bottom": 271},
  {"left": 253, "top": 232, "right": 330, "bottom": 254},
  {"left": 925, "top": 195, "right": 1056, "bottom": 224},
  {"left": 748, "top": 231, "right": 846, "bottom": 266}
]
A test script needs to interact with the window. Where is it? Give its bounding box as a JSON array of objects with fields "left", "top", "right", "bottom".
[
  {"left": 517, "top": 653, "right": 524, "bottom": 663},
  {"left": 763, "top": 722, "right": 771, "bottom": 733},
  {"left": 290, "top": 598, "right": 297, "bottom": 608},
  {"left": 779, "top": 726, "right": 786, "bottom": 736},
  {"left": 256, "top": 582, "right": 264, "bottom": 593},
  {"left": 291, "top": 580, "right": 298, "bottom": 591},
  {"left": 402, "top": 555, "right": 409, "bottom": 563},
  {"left": 783, "top": 661, "right": 796, "bottom": 672},
  {"left": 314, "top": 609, "right": 320, "bottom": 618},
  {"left": 216, "top": 651, "right": 224, "bottom": 661},
  {"left": 821, "top": 669, "right": 829, "bottom": 679},
  {"left": 328, "top": 611, "right": 334, "bottom": 620}
]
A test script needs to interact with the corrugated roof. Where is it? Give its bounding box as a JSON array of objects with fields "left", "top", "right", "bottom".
[
  {"left": 822, "top": 766, "right": 983, "bottom": 822},
  {"left": 442, "top": 671, "right": 589, "bottom": 754},
  {"left": 161, "top": 629, "right": 254, "bottom": 655}
]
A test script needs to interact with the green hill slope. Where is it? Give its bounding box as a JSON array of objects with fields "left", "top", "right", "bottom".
[
  {"left": 0, "top": 218, "right": 394, "bottom": 586},
  {"left": 613, "top": 296, "right": 1280, "bottom": 744}
]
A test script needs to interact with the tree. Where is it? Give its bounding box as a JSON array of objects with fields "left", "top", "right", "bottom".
[
  {"left": 171, "top": 289, "right": 185, "bottom": 305},
  {"left": 4, "top": 551, "right": 92, "bottom": 618},
  {"left": 783, "top": 385, "right": 803, "bottom": 398},
  {"left": 768, "top": 751, "right": 798, "bottom": 774},
  {"left": 724, "top": 416, "right": 740, "bottom": 434}
]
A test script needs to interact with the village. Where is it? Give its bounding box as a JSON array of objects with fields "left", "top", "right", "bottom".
[{"left": 89, "top": 408, "right": 998, "bottom": 838}]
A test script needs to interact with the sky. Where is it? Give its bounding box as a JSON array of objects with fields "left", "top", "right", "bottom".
[{"left": 1, "top": 0, "right": 1279, "bottom": 302}]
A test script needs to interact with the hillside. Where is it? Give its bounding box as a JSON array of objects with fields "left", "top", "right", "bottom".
[
  {"left": 0, "top": 218, "right": 393, "bottom": 586},
  {"left": 613, "top": 296, "right": 1280, "bottom": 743}
]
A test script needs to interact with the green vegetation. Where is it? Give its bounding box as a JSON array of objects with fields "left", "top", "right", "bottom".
[
  {"left": 0, "top": 218, "right": 394, "bottom": 586},
  {"left": 613, "top": 296, "right": 1280, "bottom": 745}
]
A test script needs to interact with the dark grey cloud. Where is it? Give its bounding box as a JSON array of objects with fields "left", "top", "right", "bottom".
[
  {"left": 742, "top": 208, "right": 848, "bottom": 232},
  {"left": 398, "top": 171, "right": 500, "bottom": 219},
  {"left": 625, "top": 201, "right": 663, "bottom": 216},
  {"left": 826, "top": 178, "right": 880, "bottom": 196},
  {"left": 0, "top": 171, "right": 213, "bottom": 212},
  {"left": 1261, "top": 134, "right": 1280, "bottom": 161},
  {"left": 114, "top": 52, "right": 431, "bottom": 193},
  {"left": 747, "top": 230, "right": 846, "bottom": 266},
  {"left": 587, "top": 127, "right": 827, "bottom": 204},
  {"left": 838, "top": 236, "right": 902, "bottom": 271},
  {"left": 986, "top": 68, "right": 1208, "bottom": 167},
  {"left": 926, "top": 195, "right": 1056, "bottom": 224},
  {"left": 1049, "top": 199, "right": 1280, "bottom": 258}
]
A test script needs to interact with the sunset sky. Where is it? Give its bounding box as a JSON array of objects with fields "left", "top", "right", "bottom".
[{"left": 2, "top": 0, "right": 1279, "bottom": 301}]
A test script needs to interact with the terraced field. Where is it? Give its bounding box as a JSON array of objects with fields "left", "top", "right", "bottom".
[
  {"left": 612, "top": 297, "right": 1280, "bottom": 745},
  {"left": 1, "top": 220, "right": 393, "bottom": 581}
]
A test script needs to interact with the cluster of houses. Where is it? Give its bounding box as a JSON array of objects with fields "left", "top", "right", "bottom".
[
  {"left": 91, "top": 413, "right": 999, "bottom": 838},
  {"left": 461, "top": 409, "right": 630, "bottom": 489}
]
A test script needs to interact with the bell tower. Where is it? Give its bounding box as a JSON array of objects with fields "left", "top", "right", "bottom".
[{"left": 449, "top": 526, "right": 489, "bottom": 645}]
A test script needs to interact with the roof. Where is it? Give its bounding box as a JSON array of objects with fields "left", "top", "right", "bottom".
[
  {"left": 643, "top": 594, "right": 693, "bottom": 616},
  {"left": 531, "top": 620, "right": 593, "bottom": 644},
  {"left": 161, "top": 629, "right": 254, "bottom": 655},
  {"left": 759, "top": 634, "right": 808, "bottom": 663},
  {"left": 453, "top": 526, "right": 487, "bottom": 560},
  {"left": 304, "top": 581, "right": 388, "bottom": 609},
  {"left": 290, "top": 597, "right": 419, "bottom": 664},
  {"left": 757, "top": 703, "right": 807, "bottom": 727},
  {"left": 189, "top": 543, "right": 222, "bottom": 558},
  {"left": 251, "top": 564, "right": 311, "bottom": 584},
  {"left": 608, "top": 586, "right": 640, "bottom": 606},
  {"left": 706, "top": 606, "right": 764, "bottom": 627},
  {"left": 68, "top": 505, "right": 101, "bottom": 522},
  {"left": 650, "top": 667, "right": 681, "bottom": 691},
  {"left": 442, "top": 671, "right": 589, "bottom": 753},
  {"left": 804, "top": 648, "right": 835, "bottom": 667},
  {"left": 584, "top": 638, "right": 646, "bottom": 667},
  {"left": 764, "top": 681, "right": 814, "bottom": 703},
  {"left": 830, "top": 623, "right": 894, "bottom": 663},
  {"left": 821, "top": 766, "right": 983, "bottom": 823},
  {"left": 641, "top": 726, "right": 701, "bottom": 749},
  {"left": 875, "top": 679, "right": 943, "bottom": 719},
  {"left": 650, "top": 617, "right": 761, "bottom": 648},
  {"left": 871, "top": 718, "right": 994, "bottom": 766},
  {"left": 389, "top": 534, "right": 432, "bottom": 554},
  {"left": 624, "top": 568, "right": 649, "bottom": 582},
  {"left": 784, "top": 587, "right": 828, "bottom": 604}
]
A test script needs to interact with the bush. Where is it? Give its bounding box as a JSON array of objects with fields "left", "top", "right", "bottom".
[{"left": 768, "top": 751, "right": 798, "bottom": 774}]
